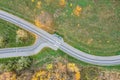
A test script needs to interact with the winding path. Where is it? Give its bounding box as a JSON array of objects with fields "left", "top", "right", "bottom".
[{"left": 0, "top": 10, "right": 120, "bottom": 66}]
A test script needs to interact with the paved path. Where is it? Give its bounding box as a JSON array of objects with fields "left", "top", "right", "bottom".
[
  {"left": 0, "top": 10, "right": 120, "bottom": 66},
  {"left": 0, "top": 36, "right": 57, "bottom": 58}
]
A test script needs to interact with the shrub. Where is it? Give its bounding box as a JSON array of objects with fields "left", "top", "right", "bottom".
[{"left": 0, "top": 57, "right": 32, "bottom": 72}]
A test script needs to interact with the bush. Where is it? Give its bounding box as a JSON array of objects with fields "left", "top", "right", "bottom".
[{"left": 0, "top": 57, "right": 32, "bottom": 72}]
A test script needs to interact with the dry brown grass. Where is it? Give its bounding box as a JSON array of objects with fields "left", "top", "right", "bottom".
[
  {"left": 35, "top": 11, "right": 55, "bottom": 33},
  {"left": 98, "top": 71, "right": 120, "bottom": 80}
]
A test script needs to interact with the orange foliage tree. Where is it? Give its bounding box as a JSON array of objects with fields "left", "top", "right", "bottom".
[
  {"left": 0, "top": 72, "right": 16, "bottom": 80},
  {"left": 59, "top": 0, "right": 66, "bottom": 7}
]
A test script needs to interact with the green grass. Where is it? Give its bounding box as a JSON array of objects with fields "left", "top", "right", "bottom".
[
  {"left": 0, "top": 19, "right": 35, "bottom": 48},
  {"left": 0, "top": 0, "right": 119, "bottom": 56}
]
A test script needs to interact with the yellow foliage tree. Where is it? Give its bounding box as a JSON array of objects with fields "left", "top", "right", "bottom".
[
  {"left": 35, "top": 19, "right": 43, "bottom": 28},
  {"left": 67, "top": 63, "right": 79, "bottom": 72},
  {"left": 59, "top": 0, "right": 66, "bottom": 7},
  {"left": 46, "top": 64, "right": 53, "bottom": 70},
  {"left": 75, "top": 72, "right": 81, "bottom": 80},
  {"left": 31, "top": 0, "right": 34, "bottom": 2},
  {"left": 32, "top": 70, "right": 50, "bottom": 80},
  {"left": 67, "top": 63, "right": 80, "bottom": 80},
  {"left": 36, "top": 1, "right": 42, "bottom": 8},
  {"left": 32, "top": 62, "right": 81, "bottom": 80},
  {"left": 73, "top": 5, "right": 82, "bottom": 16}
]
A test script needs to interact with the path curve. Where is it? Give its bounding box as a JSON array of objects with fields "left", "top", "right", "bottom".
[{"left": 0, "top": 10, "right": 120, "bottom": 66}]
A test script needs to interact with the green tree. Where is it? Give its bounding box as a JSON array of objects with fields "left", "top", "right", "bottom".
[{"left": 15, "top": 57, "right": 32, "bottom": 71}]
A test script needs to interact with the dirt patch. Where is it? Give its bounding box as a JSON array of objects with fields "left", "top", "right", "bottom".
[{"left": 35, "top": 11, "right": 55, "bottom": 33}]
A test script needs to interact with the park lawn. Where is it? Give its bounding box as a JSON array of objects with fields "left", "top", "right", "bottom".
[
  {"left": 0, "top": 19, "right": 35, "bottom": 48},
  {"left": 0, "top": 0, "right": 119, "bottom": 56}
]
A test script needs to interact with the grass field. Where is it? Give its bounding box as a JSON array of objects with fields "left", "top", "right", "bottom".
[
  {"left": 0, "top": 0, "right": 119, "bottom": 56},
  {"left": 0, "top": 19, "right": 35, "bottom": 48}
]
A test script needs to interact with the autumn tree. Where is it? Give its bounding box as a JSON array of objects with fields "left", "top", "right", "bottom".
[
  {"left": 32, "top": 62, "right": 81, "bottom": 80},
  {"left": 59, "top": 0, "right": 66, "bottom": 7},
  {"left": 0, "top": 72, "right": 16, "bottom": 80},
  {"left": 67, "top": 63, "right": 81, "bottom": 80},
  {"left": 73, "top": 5, "right": 82, "bottom": 16}
]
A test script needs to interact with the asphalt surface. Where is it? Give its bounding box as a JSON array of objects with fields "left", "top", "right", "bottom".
[{"left": 0, "top": 10, "right": 120, "bottom": 66}]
